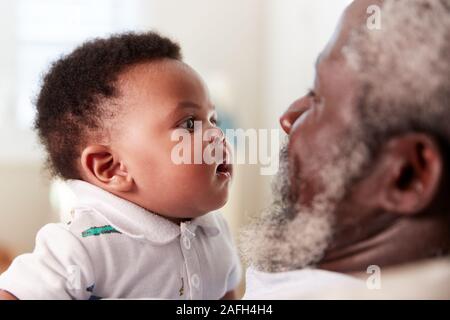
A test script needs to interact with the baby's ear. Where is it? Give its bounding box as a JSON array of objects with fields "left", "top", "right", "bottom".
[{"left": 80, "top": 145, "right": 133, "bottom": 192}]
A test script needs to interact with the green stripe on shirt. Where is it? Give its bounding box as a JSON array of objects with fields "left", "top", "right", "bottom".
[{"left": 81, "top": 225, "right": 121, "bottom": 238}]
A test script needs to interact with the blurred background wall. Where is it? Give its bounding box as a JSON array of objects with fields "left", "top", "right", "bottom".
[{"left": 0, "top": 0, "right": 351, "bottom": 293}]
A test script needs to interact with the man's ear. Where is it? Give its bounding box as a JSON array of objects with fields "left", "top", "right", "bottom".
[
  {"left": 372, "top": 133, "right": 443, "bottom": 215},
  {"left": 80, "top": 145, "right": 133, "bottom": 192}
]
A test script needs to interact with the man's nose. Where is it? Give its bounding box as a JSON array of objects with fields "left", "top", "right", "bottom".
[{"left": 279, "top": 97, "right": 312, "bottom": 134}]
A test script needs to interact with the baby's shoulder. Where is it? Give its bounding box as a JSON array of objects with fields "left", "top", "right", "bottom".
[{"left": 64, "top": 207, "right": 119, "bottom": 241}]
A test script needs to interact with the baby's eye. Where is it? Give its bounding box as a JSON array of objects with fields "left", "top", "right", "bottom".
[
  {"left": 179, "top": 117, "right": 196, "bottom": 131},
  {"left": 210, "top": 117, "right": 218, "bottom": 126}
]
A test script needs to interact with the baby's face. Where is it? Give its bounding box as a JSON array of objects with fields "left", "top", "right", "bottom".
[{"left": 110, "top": 59, "right": 232, "bottom": 219}]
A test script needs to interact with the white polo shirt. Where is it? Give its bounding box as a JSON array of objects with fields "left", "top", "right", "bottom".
[
  {"left": 243, "top": 267, "right": 365, "bottom": 299},
  {"left": 0, "top": 180, "right": 242, "bottom": 300}
]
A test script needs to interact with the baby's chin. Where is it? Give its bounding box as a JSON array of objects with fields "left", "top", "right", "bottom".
[
  {"left": 181, "top": 188, "right": 230, "bottom": 219},
  {"left": 200, "top": 191, "right": 230, "bottom": 215}
]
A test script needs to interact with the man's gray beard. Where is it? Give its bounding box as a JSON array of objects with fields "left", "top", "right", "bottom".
[{"left": 239, "top": 137, "right": 369, "bottom": 273}]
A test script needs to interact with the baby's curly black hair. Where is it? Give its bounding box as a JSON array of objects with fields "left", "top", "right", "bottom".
[{"left": 34, "top": 32, "right": 182, "bottom": 180}]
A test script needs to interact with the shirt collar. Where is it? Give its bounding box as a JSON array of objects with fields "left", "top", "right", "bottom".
[{"left": 66, "top": 179, "right": 220, "bottom": 244}]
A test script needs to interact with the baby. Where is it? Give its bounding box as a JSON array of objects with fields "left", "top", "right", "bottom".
[{"left": 0, "top": 32, "right": 241, "bottom": 300}]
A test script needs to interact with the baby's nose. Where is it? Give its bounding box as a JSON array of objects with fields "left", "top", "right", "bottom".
[{"left": 208, "top": 127, "right": 225, "bottom": 144}]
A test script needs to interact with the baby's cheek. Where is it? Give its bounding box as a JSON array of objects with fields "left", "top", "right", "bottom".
[
  {"left": 180, "top": 163, "right": 212, "bottom": 182},
  {"left": 174, "top": 163, "right": 229, "bottom": 212}
]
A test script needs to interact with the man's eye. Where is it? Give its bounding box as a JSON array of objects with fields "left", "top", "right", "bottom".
[
  {"left": 307, "top": 88, "right": 322, "bottom": 105},
  {"left": 210, "top": 117, "right": 218, "bottom": 126},
  {"left": 179, "top": 117, "right": 195, "bottom": 130},
  {"left": 307, "top": 89, "right": 316, "bottom": 97}
]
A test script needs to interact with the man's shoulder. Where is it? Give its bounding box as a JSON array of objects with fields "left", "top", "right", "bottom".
[
  {"left": 243, "top": 267, "right": 364, "bottom": 299},
  {"left": 243, "top": 258, "right": 450, "bottom": 299},
  {"left": 339, "top": 257, "right": 450, "bottom": 299}
]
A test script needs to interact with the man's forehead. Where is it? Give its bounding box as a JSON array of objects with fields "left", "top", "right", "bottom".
[
  {"left": 320, "top": 0, "right": 384, "bottom": 62},
  {"left": 314, "top": 0, "right": 383, "bottom": 105}
]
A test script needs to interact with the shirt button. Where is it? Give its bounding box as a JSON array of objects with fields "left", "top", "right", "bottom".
[
  {"left": 182, "top": 235, "right": 191, "bottom": 249},
  {"left": 190, "top": 274, "right": 200, "bottom": 289}
]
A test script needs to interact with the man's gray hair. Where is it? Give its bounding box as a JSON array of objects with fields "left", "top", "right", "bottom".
[{"left": 345, "top": 0, "right": 450, "bottom": 152}]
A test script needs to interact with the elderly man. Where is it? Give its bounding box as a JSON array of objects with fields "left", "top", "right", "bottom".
[{"left": 241, "top": 0, "right": 450, "bottom": 299}]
